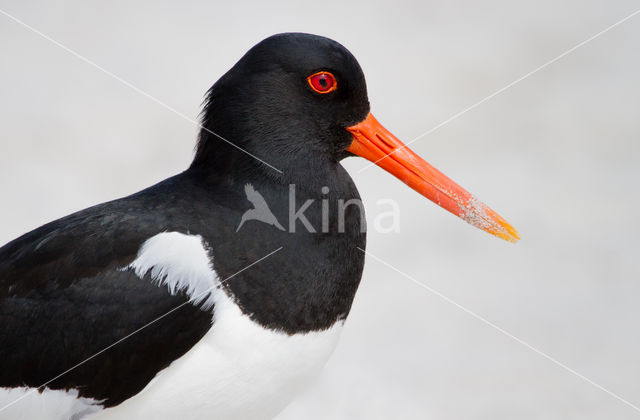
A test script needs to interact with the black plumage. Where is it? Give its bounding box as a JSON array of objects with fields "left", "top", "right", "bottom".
[{"left": 0, "top": 33, "right": 369, "bottom": 407}]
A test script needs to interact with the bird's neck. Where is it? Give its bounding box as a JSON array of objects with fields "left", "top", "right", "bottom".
[{"left": 185, "top": 156, "right": 367, "bottom": 334}]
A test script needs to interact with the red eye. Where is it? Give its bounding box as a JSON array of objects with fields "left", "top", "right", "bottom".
[{"left": 307, "top": 71, "right": 337, "bottom": 94}]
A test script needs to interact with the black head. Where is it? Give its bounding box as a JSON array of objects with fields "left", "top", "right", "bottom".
[{"left": 191, "top": 33, "right": 370, "bottom": 181}]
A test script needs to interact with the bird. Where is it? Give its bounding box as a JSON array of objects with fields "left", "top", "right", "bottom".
[
  {"left": 0, "top": 33, "right": 519, "bottom": 420},
  {"left": 236, "top": 184, "right": 285, "bottom": 232}
]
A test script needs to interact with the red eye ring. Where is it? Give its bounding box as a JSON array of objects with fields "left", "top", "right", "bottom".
[{"left": 307, "top": 71, "right": 337, "bottom": 94}]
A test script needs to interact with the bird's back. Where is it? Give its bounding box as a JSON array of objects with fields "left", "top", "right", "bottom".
[{"left": 0, "top": 173, "right": 216, "bottom": 417}]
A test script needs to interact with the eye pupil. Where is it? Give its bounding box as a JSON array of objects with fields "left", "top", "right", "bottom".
[{"left": 307, "top": 72, "right": 337, "bottom": 93}]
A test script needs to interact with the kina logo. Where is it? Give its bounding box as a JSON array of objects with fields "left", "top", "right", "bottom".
[{"left": 236, "top": 184, "right": 285, "bottom": 232}]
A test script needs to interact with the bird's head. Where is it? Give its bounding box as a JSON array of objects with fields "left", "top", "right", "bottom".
[
  {"left": 192, "top": 33, "right": 519, "bottom": 242},
  {"left": 193, "top": 33, "right": 369, "bottom": 170}
]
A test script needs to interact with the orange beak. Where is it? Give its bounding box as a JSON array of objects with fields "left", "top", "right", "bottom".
[{"left": 346, "top": 113, "right": 520, "bottom": 243}]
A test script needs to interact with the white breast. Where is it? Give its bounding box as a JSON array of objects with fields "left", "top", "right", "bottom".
[
  {"left": 0, "top": 388, "right": 101, "bottom": 420},
  {"left": 91, "top": 232, "right": 344, "bottom": 420},
  {"left": 0, "top": 232, "right": 342, "bottom": 420}
]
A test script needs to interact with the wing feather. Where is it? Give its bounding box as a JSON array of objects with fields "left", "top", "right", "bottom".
[{"left": 0, "top": 180, "right": 214, "bottom": 408}]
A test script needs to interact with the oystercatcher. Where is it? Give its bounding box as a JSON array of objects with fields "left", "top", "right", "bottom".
[{"left": 0, "top": 33, "right": 519, "bottom": 419}]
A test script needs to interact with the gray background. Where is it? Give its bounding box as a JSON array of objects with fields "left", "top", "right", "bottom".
[{"left": 1, "top": 1, "right": 639, "bottom": 418}]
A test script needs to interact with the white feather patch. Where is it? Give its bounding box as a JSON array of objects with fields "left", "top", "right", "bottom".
[
  {"left": 127, "top": 232, "right": 217, "bottom": 310},
  {"left": 0, "top": 387, "right": 102, "bottom": 420}
]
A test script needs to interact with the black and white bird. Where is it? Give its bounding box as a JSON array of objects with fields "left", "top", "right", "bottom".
[{"left": 0, "top": 33, "right": 519, "bottom": 419}]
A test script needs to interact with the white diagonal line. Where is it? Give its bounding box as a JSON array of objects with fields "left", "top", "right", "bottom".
[
  {"left": 358, "top": 8, "right": 640, "bottom": 172},
  {"left": 357, "top": 246, "right": 640, "bottom": 414},
  {"left": 0, "top": 8, "right": 283, "bottom": 174},
  {"left": 0, "top": 246, "right": 283, "bottom": 413}
]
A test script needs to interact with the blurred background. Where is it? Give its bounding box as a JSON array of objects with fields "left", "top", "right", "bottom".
[{"left": 1, "top": 1, "right": 639, "bottom": 418}]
